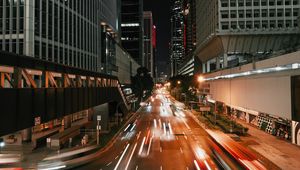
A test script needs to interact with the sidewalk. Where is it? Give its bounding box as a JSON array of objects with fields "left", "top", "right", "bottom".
[
  {"left": 1, "top": 111, "right": 138, "bottom": 169},
  {"left": 236, "top": 119, "right": 300, "bottom": 170},
  {"left": 190, "top": 108, "right": 300, "bottom": 170}
]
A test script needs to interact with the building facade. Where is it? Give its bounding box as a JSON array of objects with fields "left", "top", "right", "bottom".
[
  {"left": 120, "top": 0, "right": 144, "bottom": 66},
  {"left": 170, "top": 0, "right": 185, "bottom": 77},
  {"left": 0, "top": 0, "right": 121, "bottom": 73},
  {"left": 196, "top": 0, "right": 300, "bottom": 73},
  {"left": 184, "top": 0, "right": 197, "bottom": 55},
  {"left": 195, "top": 0, "right": 300, "bottom": 146},
  {"left": 143, "top": 11, "right": 154, "bottom": 77}
]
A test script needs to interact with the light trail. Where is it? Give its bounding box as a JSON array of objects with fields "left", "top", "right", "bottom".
[
  {"left": 194, "top": 160, "right": 201, "bottom": 170},
  {"left": 182, "top": 119, "right": 191, "bottom": 130},
  {"left": 114, "top": 144, "right": 130, "bottom": 170},
  {"left": 138, "top": 137, "right": 146, "bottom": 155},
  {"left": 147, "top": 136, "right": 153, "bottom": 156},
  {"left": 125, "top": 143, "right": 138, "bottom": 170}
]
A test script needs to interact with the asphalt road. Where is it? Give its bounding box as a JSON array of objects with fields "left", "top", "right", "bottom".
[{"left": 75, "top": 90, "right": 261, "bottom": 170}]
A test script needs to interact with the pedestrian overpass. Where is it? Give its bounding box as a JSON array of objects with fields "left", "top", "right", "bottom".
[{"left": 0, "top": 51, "right": 130, "bottom": 137}]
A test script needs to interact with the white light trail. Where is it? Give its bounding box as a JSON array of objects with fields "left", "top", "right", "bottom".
[
  {"left": 124, "top": 124, "right": 131, "bottom": 132},
  {"left": 168, "top": 122, "right": 173, "bottom": 135},
  {"left": 182, "top": 119, "right": 191, "bottom": 130},
  {"left": 147, "top": 136, "right": 153, "bottom": 156},
  {"left": 114, "top": 144, "right": 130, "bottom": 170},
  {"left": 130, "top": 124, "right": 136, "bottom": 132},
  {"left": 194, "top": 160, "right": 201, "bottom": 170},
  {"left": 204, "top": 160, "right": 212, "bottom": 170},
  {"left": 138, "top": 137, "right": 146, "bottom": 155},
  {"left": 40, "top": 165, "right": 66, "bottom": 170},
  {"left": 125, "top": 143, "right": 138, "bottom": 170}
]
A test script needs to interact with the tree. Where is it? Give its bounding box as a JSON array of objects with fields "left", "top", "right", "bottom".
[{"left": 131, "top": 67, "right": 154, "bottom": 103}]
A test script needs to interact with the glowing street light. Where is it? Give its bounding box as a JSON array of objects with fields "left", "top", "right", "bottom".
[
  {"left": 197, "top": 75, "right": 205, "bottom": 83},
  {"left": 177, "top": 81, "right": 181, "bottom": 85}
]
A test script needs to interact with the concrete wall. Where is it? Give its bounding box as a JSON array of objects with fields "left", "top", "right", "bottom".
[
  {"left": 207, "top": 51, "right": 300, "bottom": 120},
  {"left": 205, "top": 51, "right": 300, "bottom": 120},
  {"left": 209, "top": 75, "right": 292, "bottom": 119}
]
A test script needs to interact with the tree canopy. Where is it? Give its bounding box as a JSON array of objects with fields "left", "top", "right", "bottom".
[{"left": 131, "top": 67, "right": 154, "bottom": 102}]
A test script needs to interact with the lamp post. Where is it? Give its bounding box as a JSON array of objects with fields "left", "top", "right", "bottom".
[
  {"left": 197, "top": 75, "right": 205, "bottom": 106},
  {"left": 0, "top": 138, "right": 4, "bottom": 153},
  {"left": 96, "top": 115, "right": 101, "bottom": 145}
]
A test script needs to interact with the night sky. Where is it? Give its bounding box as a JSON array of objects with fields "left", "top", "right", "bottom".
[{"left": 144, "top": 0, "right": 172, "bottom": 75}]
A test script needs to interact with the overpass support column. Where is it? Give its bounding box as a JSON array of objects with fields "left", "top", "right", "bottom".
[
  {"left": 223, "top": 54, "right": 228, "bottom": 68},
  {"left": 87, "top": 109, "right": 94, "bottom": 121},
  {"left": 207, "top": 61, "right": 211, "bottom": 73},
  {"left": 63, "top": 115, "right": 72, "bottom": 130},
  {"left": 216, "top": 57, "right": 221, "bottom": 70}
]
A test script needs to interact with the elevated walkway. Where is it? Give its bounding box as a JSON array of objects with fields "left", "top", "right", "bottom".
[{"left": 0, "top": 51, "right": 130, "bottom": 137}]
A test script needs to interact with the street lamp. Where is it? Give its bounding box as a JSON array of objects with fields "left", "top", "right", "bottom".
[
  {"left": 177, "top": 80, "right": 181, "bottom": 85},
  {"left": 0, "top": 138, "right": 4, "bottom": 153},
  {"left": 197, "top": 75, "right": 205, "bottom": 83},
  {"left": 197, "top": 75, "right": 205, "bottom": 104}
]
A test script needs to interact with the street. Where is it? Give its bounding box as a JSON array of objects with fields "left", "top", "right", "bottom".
[{"left": 75, "top": 89, "right": 267, "bottom": 170}]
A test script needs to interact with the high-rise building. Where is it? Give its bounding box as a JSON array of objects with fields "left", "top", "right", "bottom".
[
  {"left": 120, "top": 0, "right": 144, "bottom": 66},
  {"left": 0, "top": 0, "right": 120, "bottom": 73},
  {"left": 143, "top": 11, "right": 154, "bottom": 77},
  {"left": 170, "top": 0, "right": 185, "bottom": 77},
  {"left": 196, "top": 0, "right": 300, "bottom": 73},
  {"left": 183, "top": 0, "right": 196, "bottom": 55},
  {"left": 152, "top": 25, "right": 158, "bottom": 82}
]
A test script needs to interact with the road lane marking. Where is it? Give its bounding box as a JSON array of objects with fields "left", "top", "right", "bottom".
[
  {"left": 183, "top": 132, "right": 187, "bottom": 140},
  {"left": 125, "top": 143, "right": 138, "bottom": 170},
  {"left": 154, "top": 119, "right": 157, "bottom": 128},
  {"left": 106, "top": 162, "right": 112, "bottom": 166},
  {"left": 186, "top": 167, "right": 189, "bottom": 170},
  {"left": 182, "top": 119, "right": 191, "bottom": 130},
  {"left": 136, "top": 131, "right": 141, "bottom": 140},
  {"left": 160, "top": 165, "right": 163, "bottom": 170},
  {"left": 114, "top": 144, "right": 130, "bottom": 170},
  {"left": 180, "top": 147, "right": 183, "bottom": 154},
  {"left": 160, "top": 147, "right": 162, "bottom": 152},
  {"left": 115, "top": 155, "right": 119, "bottom": 160},
  {"left": 138, "top": 137, "right": 146, "bottom": 155},
  {"left": 146, "top": 136, "right": 153, "bottom": 156},
  {"left": 135, "top": 165, "right": 138, "bottom": 170}
]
